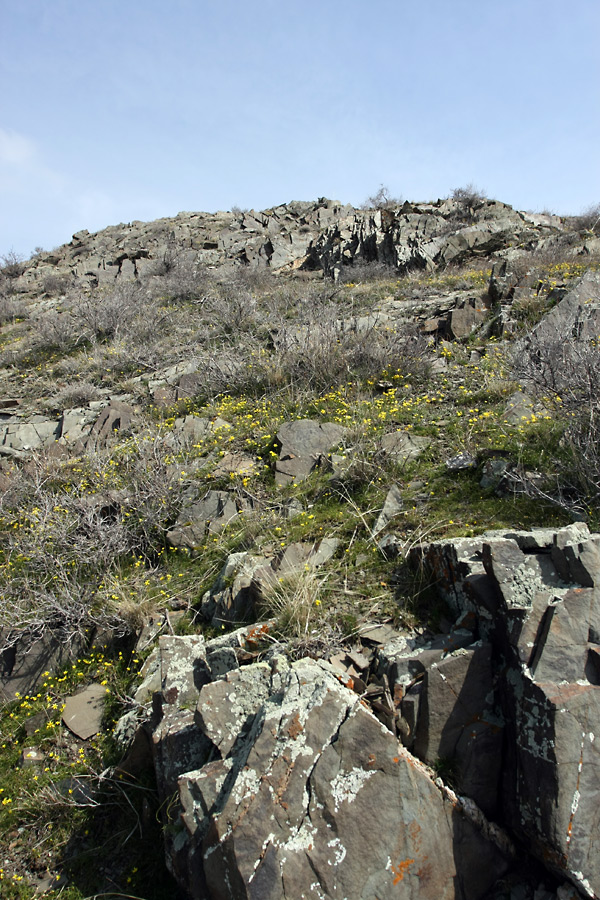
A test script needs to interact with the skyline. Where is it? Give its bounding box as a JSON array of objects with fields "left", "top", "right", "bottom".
[{"left": 1, "top": 0, "right": 599, "bottom": 259}]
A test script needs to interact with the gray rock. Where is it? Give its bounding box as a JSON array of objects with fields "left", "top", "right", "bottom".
[
  {"left": 62, "top": 683, "right": 107, "bottom": 739},
  {"left": 173, "top": 415, "right": 213, "bottom": 443},
  {"left": 168, "top": 489, "right": 241, "bottom": 548},
  {"left": 381, "top": 430, "right": 431, "bottom": 460},
  {"left": 373, "top": 483, "right": 404, "bottom": 536},
  {"left": 275, "top": 419, "right": 347, "bottom": 486},
  {"left": 0, "top": 418, "right": 61, "bottom": 454},
  {"left": 504, "top": 391, "right": 536, "bottom": 424},
  {"left": 171, "top": 657, "right": 511, "bottom": 900},
  {"left": 449, "top": 298, "right": 489, "bottom": 339},
  {"left": 480, "top": 457, "right": 511, "bottom": 488},
  {"left": 446, "top": 452, "right": 477, "bottom": 472},
  {"left": 82, "top": 400, "right": 133, "bottom": 448},
  {"left": 413, "top": 525, "right": 600, "bottom": 894}
]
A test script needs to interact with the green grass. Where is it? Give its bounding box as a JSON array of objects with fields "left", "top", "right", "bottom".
[{"left": 1, "top": 252, "right": 599, "bottom": 895}]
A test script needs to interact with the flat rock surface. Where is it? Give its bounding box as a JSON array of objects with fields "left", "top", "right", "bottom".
[{"left": 62, "top": 683, "right": 107, "bottom": 739}]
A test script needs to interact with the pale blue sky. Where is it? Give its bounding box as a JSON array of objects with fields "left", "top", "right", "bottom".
[{"left": 1, "top": 0, "right": 598, "bottom": 258}]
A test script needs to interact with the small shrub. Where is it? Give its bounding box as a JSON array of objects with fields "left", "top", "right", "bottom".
[
  {"left": 0, "top": 249, "right": 26, "bottom": 278},
  {"left": 49, "top": 380, "right": 100, "bottom": 408},
  {"left": 361, "top": 185, "right": 403, "bottom": 210},
  {"left": 42, "top": 272, "right": 71, "bottom": 295},
  {"left": 571, "top": 202, "right": 600, "bottom": 234},
  {"left": 152, "top": 251, "right": 210, "bottom": 303},
  {"left": 450, "top": 184, "right": 487, "bottom": 209},
  {"left": 0, "top": 293, "right": 27, "bottom": 324}
]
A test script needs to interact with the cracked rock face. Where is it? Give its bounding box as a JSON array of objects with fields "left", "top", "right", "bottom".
[
  {"left": 417, "top": 524, "right": 600, "bottom": 898},
  {"left": 164, "top": 656, "right": 510, "bottom": 900}
]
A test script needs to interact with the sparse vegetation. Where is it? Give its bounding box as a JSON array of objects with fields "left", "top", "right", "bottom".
[
  {"left": 1, "top": 197, "right": 599, "bottom": 897},
  {"left": 361, "top": 184, "right": 403, "bottom": 210},
  {"left": 570, "top": 202, "right": 600, "bottom": 234},
  {"left": 450, "top": 183, "right": 487, "bottom": 208}
]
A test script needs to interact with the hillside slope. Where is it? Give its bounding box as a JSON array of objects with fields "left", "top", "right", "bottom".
[{"left": 0, "top": 196, "right": 599, "bottom": 899}]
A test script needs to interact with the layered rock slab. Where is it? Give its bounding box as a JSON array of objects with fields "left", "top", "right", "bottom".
[
  {"left": 171, "top": 657, "right": 511, "bottom": 900},
  {"left": 414, "top": 523, "right": 600, "bottom": 898}
]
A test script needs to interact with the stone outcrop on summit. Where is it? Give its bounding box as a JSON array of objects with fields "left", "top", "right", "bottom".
[{"left": 11, "top": 197, "right": 571, "bottom": 291}]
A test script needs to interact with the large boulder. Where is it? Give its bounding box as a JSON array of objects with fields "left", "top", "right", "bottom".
[
  {"left": 414, "top": 523, "right": 600, "bottom": 897},
  {"left": 171, "top": 657, "right": 512, "bottom": 900}
]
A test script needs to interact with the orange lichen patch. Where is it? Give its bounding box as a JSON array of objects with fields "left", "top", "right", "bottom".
[
  {"left": 243, "top": 622, "right": 271, "bottom": 650},
  {"left": 408, "top": 821, "right": 423, "bottom": 855},
  {"left": 393, "top": 756, "right": 401, "bottom": 764},
  {"left": 391, "top": 858, "right": 415, "bottom": 884},
  {"left": 287, "top": 712, "right": 303, "bottom": 740}
]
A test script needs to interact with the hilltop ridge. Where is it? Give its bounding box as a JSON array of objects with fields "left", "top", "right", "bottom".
[{"left": 10, "top": 195, "right": 577, "bottom": 291}]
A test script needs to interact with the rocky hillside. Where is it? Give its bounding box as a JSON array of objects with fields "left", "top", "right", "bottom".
[{"left": 0, "top": 194, "right": 599, "bottom": 900}]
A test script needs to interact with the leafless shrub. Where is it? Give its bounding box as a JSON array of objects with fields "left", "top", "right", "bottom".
[
  {"left": 70, "top": 284, "right": 144, "bottom": 342},
  {"left": 571, "top": 202, "right": 600, "bottom": 234},
  {"left": 451, "top": 184, "right": 487, "bottom": 209},
  {"left": 0, "top": 293, "right": 27, "bottom": 324},
  {"left": 34, "top": 309, "right": 81, "bottom": 351},
  {"left": 512, "top": 316, "right": 600, "bottom": 511},
  {"left": 0, "top": 436, "right": 186, "bottom": 643},
  {"left": 361, "top": 185, "right": 403, "bottom": 211},
  {"left": 42, "top": 273, "right": 72, "bottom": 295},
  {"left": 49, "top": 380, "right": 100, "bottom": 408},
  {"left": 151, "top": 251, "right": 210, "bottom": 303},
  {"left": 203, "top": 289, "right": 258, "bottom": 336},
  {"left": 270, "top": 304, "right": 430, "bottom": 393},
  {"left": 0, "top": 249, "right": 26, "bottom": 278}
]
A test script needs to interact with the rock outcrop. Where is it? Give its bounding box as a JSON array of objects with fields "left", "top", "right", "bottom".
[
  {"left": 127, "top": 634, "right": 514, "bottom": 900},
  {"left": 114, "top": 523, "right": 600, "bottom": 899},
  {"left": 414, "top": 523, "right": 600, "bottom": 898},
  {"left": 113, "top": 523, "right": 600, "bottom": 899},
  {"left": 12, "top": 196, "right": 566, "bottom": 293}
]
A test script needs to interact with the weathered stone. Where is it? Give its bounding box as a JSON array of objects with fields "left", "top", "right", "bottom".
[
  {"left": 83, "top": 400, "right": 133, "bottom": 447},
  {"left": 172, "top": 658, "right": 511, "bottom": 900},
  {"left": 274, "top": 455, "right": 317, "bottom": 486},
  {"left": 413, "top": 643, "right": 503, "bottom": 818},
  {"left": 381, "top": 430, "right": 431, "bottom": 460},
  {"left": 449, "top": 298, "right": 489, "bottom": 339},
  {"left": 413, "top": 525, "right": 600, "bottom": 894},
  {"left": 62, "top": 683, "right": 107, "bottom": 739},
  {"left": 195, "top": 662, "right": 273, "bottom": 758},
  {"left": 504, "top": 391, "right": 536, "bottom": 424},
  {"left": 167, "top": 490, "right": 240, "bottom": 548},
  {"left": 0, "top": 418, "right": 61, "bottom": 454},
  {"left": 480, "top": 457, "right": 511, "bottom": 489},
  {"left": 19, "top": 747, "right": 45, "bottom": 767},
  {"left": 173, "top": 415, "right": 213, "bottom": 443},
  {"left": 0, "top": 630, "right": 86, "bottom": 702},
  {"left": 373, "top": 483, "right": 403, "bottom": 536},
  {"left": 446, "top": 452, "right": 477, "bottom": 471},
  {"left": 213, "top": 452, "right": 256, "bottom": 477},
  {"left": 275, "top": 419, "right": 347, "bottom": 486}
]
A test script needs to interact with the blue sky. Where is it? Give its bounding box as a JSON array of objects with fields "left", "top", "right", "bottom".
[{"left": 1, "top": 0, "right": 599, "bottom": 258}]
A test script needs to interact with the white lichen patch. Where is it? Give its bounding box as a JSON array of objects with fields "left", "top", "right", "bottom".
[
  {"left": 279, "top": 818, "right": 318, "bottom": 853},
  {"left": 327, "top": 837, "right": 347, "bottom": 865},
  {"left": 330, "top": 766, "right": 376, "bottom": 812},
  {"left": 231, "top": 766, "right": 261, "bottom": 805}
]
